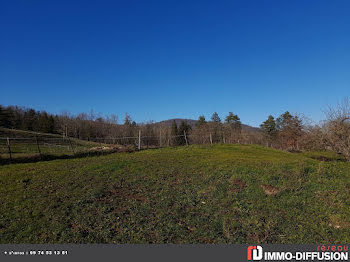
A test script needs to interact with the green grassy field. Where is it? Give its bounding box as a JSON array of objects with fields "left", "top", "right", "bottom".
[{"left": 0, "top": 144, "right": 349, "bottom": 243}]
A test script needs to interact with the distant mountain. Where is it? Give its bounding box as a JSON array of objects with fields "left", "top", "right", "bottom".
[
  {"left": 156, "top": 118, "right": 198, "bottom": 127},
  {"left": 240, "top": 124, "right": 260, "bottom": 133},
  {"left": 155, "top": 118, "right": 260, "bottom": 132}
]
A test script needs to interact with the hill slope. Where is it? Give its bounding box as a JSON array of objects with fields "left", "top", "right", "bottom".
[{"left": 1, "top": 144, "right": 349, "bottom": 243}]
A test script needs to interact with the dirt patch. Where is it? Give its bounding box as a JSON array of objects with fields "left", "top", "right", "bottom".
[
  {"left": 109, "top": 186, "right": 148, "bottom": 203},
  {"left": 329, "top": 214, "right": 350, "bottom": 229},
  {"left": 260, "top": 184, "right": 280, "bottom": 196},
  {"left": 247, "top": 232, "right": 270, "bottom": 243},
  {"left": 229, "top": 178, "right": 247, "bottom": 192},
  {"left": 89, "top": 146, "right": 117, "bottom": 151},
  {"left": 89, "top": 145, "right": 136, "bottom": 153}
]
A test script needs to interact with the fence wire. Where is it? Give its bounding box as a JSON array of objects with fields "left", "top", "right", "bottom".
[
  {"left": 0, "top": 132, "right": 193, "bottom": 163},
  {"left": 0, "top": 130, "right": 235, "bottom": 164}
]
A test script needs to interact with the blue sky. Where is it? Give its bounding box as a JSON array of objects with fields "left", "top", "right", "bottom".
[{"left": 1, "top": 0, "right": 349, "bottom": 126}]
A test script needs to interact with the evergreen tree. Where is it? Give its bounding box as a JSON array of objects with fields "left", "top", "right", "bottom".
[
  {"left": 211, "top": 112, "right": 221, "bottom": 123},
  {"left": 23, "top": 109, "right": 37, "bottom": 131},
  {"left": 10, "top": 107, "right": 23, "bottom": 129},
  {"left": 210, "top": 112, "right": 222, "bottom": 143},
  {"left": 224, "top": 112, "right": 242, "bottom": 143},
  {"left": 195, "top": 115, "right": 207, "bottom": 127},
  {"left": 276, "top": 111, "right": 293, "bottom": 130},
  {"left": 53, "top": 115, "right": 60, "bottom": 134},
  {"left": 260, "top": 115, "right": 277, "bottom": 146},
  {"left": 276, "top": 111, "right": 303, "bottom": 149},
  {"left": 225, "top": 112, "right": 241, "bottom": 131},
  {"left": 0, "top": 105, "right": 11, "bottom": 128},
  {"left": 48, "top": 115, "right": 55, "bottom": 133},
  {"left": 38, "top": 111, "right": 50, "bottom": 133}
]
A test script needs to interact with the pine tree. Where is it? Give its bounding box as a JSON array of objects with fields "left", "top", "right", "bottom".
[
  {"left": 38, "top": 111, "right": 50, "bottom": 133},
  {"left": 276, "top": 111, "right": 293, "bottom": 130},
  {"left": 211, "top": 112, "right": 221, "bottom": 123},
  {"left": 276, "top": 111, "right": 303, "bottom": 149},
  {"left": 260, "top": 115, "right": 277, "bottom": 146},
  {"left": 210, "top": 112, "right": 222, "bottom": 143},
  {"left": 225, "top": 112, "right": 241, "bottom": 131},
  {"left": 195, "top": 115, "right": 207, "bottom": 127},
  {"left": 48, "top": 115, "right": 55, "bottom": 133},
  {"left": 224, "top": 112, "right": 242, "bottom": 143},
  {"left": 23, "top": 109, "right": 37, "bottom": 131},
  {"left": 0, "top": 105, "right": 11, "bottom": 128}
]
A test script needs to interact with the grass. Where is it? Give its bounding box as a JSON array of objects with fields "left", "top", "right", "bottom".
[
  {"left": 301, "top": 150, "right": 346, "bottom": 162},
  {"left": 0, "top": 144, "right": 349, "bottom": 243}
]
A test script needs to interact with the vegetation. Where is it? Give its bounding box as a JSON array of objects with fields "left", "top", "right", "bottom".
[
  {"left": 260, "top": 115, "right": 277, "bottom": 147},
  {"left": 1, "top": 100, "right": 350, "bottom": 244},
  {"left": 1, "top": 99, "right": 350, "bottom": 161},
  {"left": 323, "top": 99, "right": 350, "bottom": 161},
  {"left": 1, "top": 144, "right": 349, "bottom": 243}
]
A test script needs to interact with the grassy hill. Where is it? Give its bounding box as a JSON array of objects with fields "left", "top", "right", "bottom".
[{"left": 0, "top": 144, "right": 349, "bottom": 243}]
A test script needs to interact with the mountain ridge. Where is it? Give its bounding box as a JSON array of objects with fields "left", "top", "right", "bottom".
[{"left": 155, "top": 118, "right": 259, "bottom": 132}]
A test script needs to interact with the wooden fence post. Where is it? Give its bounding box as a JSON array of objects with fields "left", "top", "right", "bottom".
[
  {"left": 7, "top": 137, "right": 12, "bottom": 162},
  {"left": 184, "top": 130, "right": 188, "bottom": 146},
  {"left": 138, "top": 130, "right": 141, "bottom": 150},
  {"left": 209, "top": 132, "right": 213, "bottom": 145},
  {"left": 35, "top": 136, "right": 42, "bottom": 159}
]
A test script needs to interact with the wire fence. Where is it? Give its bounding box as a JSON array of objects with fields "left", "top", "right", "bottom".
[
  {"left": 0, "top": 131, "right": 197, "bottom": 164},
  {"left": 0, "top": 137, "right": 88, "bottom": 159},
  {"left": 0, "top": 128, "right": 248, "bottom": 165}
]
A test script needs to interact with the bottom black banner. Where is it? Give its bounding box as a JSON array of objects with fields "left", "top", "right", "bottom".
[{"left": 0, "top": 244, "right": 348, "bottom": 262}]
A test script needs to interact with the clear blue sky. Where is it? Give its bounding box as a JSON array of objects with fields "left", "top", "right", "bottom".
[{"left": 1, "top": 0, "right": 349, "bottom": 126}]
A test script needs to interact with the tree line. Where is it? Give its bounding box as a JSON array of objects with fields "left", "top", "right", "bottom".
[{"left": 1, "top": 100, "right": 350, "bottom": 160}]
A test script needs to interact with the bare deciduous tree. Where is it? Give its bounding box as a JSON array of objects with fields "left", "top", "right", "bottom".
[{"left": 323, "top": 98, "right": 350, "bottom": 160}]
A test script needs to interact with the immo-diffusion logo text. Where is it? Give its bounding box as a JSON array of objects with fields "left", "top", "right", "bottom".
[
  {"left": 247, "top": 246, "right": 263, "bottom": 260},
  {"left": 247, "top": 245, "right": 349, "bottom": 261}
]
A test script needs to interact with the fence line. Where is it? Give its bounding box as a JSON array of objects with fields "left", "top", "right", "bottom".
[{"left": 0, "top": 130, "right": 241, "bottom": 164}]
